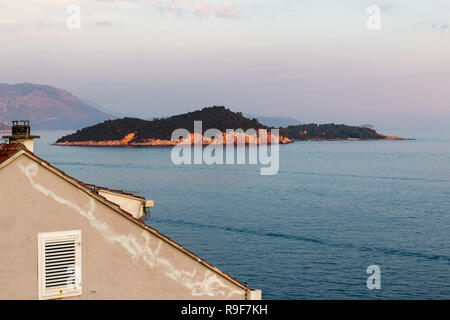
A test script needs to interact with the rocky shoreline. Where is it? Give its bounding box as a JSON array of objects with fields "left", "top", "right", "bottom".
[
  {"left": 293, "top": 134, "right": 407, "bottom": 142},
  {"left": 53, "top": 133, "right": 408, "bottom": 147},
  {"left": 54, "top": 132, "right": 294, "bottom": 147}
]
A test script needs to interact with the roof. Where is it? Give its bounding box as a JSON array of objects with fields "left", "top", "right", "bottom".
[
  {"left": 1, "top": 143, "right": 144, "bottom": 200},
  {"left": 83, "top": 184, "right": 146, "bottom": 200},
  {"left": 0, "top": 142, "right": 25, "bottom": 163},
  {"left": 0, "top": 142, "right": 249, "bottom": 293}
]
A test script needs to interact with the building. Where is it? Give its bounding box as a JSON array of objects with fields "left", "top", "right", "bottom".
[{"left": 0, "top": 121, "right": 261, "bottom": 300}]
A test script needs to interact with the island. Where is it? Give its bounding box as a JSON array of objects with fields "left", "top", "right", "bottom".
[
  {"left": 281, "top": 123, "right": 405, "bottom": 141},
  {"left": 55, "top": 106, "right": 404, "bottom": 146}
]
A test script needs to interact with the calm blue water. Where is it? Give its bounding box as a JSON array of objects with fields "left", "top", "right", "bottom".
[{"left": 31, "top": 130, "right": 450, "bottom": 299}]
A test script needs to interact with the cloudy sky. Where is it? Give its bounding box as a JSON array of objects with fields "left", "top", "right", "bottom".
[{"left": 1, "top": 0, "right": 449, "bottom": 129}]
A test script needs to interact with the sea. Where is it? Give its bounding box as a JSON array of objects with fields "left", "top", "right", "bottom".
[{"left": 30, "top": 130, "right": 450, "bottom": 299}]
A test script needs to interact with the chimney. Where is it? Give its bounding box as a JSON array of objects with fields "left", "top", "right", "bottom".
[{"left": 2, "top": 120, "right": 40, "bottom": 153}]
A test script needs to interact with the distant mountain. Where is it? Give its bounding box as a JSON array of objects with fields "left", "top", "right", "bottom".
[
  {"left": 360, "top": 124, "right": 376, "bottom": 130},
  {"left": 0, "top": 121, "right": 11, "bottom": 129},
  {"left": 244, "top": 113, "right": 302, "bottom": 128},
  {"left": 81, "top": 97, "right": 127, "bottom": 118},
  {"left": 0, "top": 121, "right": 11, "bottom": 133},
  {"left": 0, "top": 83, "right": 113, "bottom": 129}
]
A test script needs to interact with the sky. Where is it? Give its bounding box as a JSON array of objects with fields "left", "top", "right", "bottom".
[{"left": 1, "top": 0, "right": 449, "bottom": 129}]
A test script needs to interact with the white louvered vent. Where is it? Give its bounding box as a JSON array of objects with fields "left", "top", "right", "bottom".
[{"left": 38, "top": 230, "right": 82, "bottom": 300}]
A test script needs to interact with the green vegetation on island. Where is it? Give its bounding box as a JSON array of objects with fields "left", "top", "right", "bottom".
[
  {"left": 56, "top": 107, "right": 266, "bottom": 143},
  {"left": 56, "top": 106, "right": 394, "bottom": 144},
  {"left": 281, "top": 123, "right": 384, "bottom": 140}
]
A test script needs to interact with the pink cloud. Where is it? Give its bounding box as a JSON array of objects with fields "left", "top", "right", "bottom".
[
  {"left": 151, "top": 0, "right": 239, "bottom": 18},
  {"left": 214, "top": 1, "right": 239, "bottom": 18}
]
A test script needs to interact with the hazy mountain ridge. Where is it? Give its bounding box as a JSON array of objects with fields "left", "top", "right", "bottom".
[
  {"left": 0, "top": 121, "right": 11, "bottom": 133},
  {"left": 0, "top": 83, "right": 112, "bottom": 129},
  {"left": 244, "top": 113, "right": 302, "bottom": 128}
]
